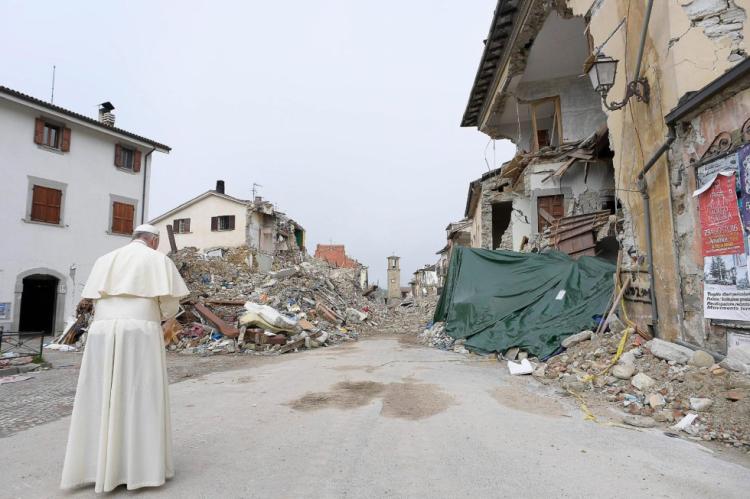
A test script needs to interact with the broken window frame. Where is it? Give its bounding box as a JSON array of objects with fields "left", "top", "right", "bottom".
[{"left": 529, "top": 96, "right": 563, "bottom": 152}]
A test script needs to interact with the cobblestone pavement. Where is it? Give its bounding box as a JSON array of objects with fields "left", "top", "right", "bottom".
[{"left": 0, "top": 351, "right": 271, "bottom": 438}]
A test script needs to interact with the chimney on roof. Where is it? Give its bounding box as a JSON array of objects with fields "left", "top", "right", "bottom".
[
  {"left": 98, "top": 102, "right": 115, "bottom": 126},
  {"left": 254, "top": 196, "right": 262, "bottom": 204},
  {"left": 215, "top": 180, "right": 225, "bottom": 194}
]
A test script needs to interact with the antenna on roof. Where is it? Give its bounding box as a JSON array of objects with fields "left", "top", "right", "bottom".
[
  {"left": 252, "top": 182, "right": 263, "bottom": 199},
  {"left": 50, "top": 65, "right": 56, "bottom": 104}
]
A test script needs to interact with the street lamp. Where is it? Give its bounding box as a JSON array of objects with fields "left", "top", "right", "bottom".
[{"left": 587, "top": 54, "right": 650, "bottom": 111}]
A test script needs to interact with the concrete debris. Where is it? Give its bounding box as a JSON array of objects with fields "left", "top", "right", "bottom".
[
  {"left": 721, "top": 344, "right": 750, "bottom": 374},
  {"left": 562, "top": 330, "right": 593, "bottom": 349},
  {"left": 688, "top": 350, "right": 715, "bottom": 368},
  {"left": 631, "top": 373, "right": 656, "bottom": 392},
  {"left": 647, "top": 393, "right": 666, "bottom": 408},
  {"left": 612, "top": 364, "right": 635, "bottom": 379},
  {"left": 527, "top": 319, "right": 750, "bottom": 450},
  {"left": 690, "top": 397, "right": 714, "bottom": 411},
  {"left": 418, "top": 322, "right": 454, "bottom": 350},
  {"left": 646, "top": 339, "right": 694, "bottom": 365},
  {"left": 622, "top": 415, "right": 657, "bottom": 428}
]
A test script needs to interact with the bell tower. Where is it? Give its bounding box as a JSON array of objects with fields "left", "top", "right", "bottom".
[{"left": 387, "top": 255, "right": 401, "bottom": 302}]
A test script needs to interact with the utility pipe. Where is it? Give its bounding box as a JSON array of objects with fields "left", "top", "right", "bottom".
[
  {"left": 141, "top": 146, "right": 156, "bottom": 224},
  {"left": 636, "top": 125, "right": 676, "bottom": 338},
  {"left": 632, "top": 0, "right": 654, "bottom": 81}
]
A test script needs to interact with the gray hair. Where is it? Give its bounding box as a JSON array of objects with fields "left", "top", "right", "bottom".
[{"left": 132, "top": 231, "right": 159, "bottom": 242}]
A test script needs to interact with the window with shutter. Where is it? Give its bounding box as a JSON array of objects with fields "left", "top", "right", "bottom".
[
  {"left": 112, "top": 202, "right": 135, "bottom": 234},
  {"left": 34, "top": 118, "right": 69, "bottom": 151},
  {"left": 173, "top": 218, "right": 191, "bottom": 233},
  {"left": 211, "top": 215, "right": 235, "bottom": 231},
  {"left": 30, "top": 185, "right": 62, "bottom": 224}
]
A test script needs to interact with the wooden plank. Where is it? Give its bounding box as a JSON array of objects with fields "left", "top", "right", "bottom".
[
  {"left": 193, "top": 303, "right": 240, "bottom": 338},
  {"left": 166, "top": 224, "right": 178, "bottom": 253}
]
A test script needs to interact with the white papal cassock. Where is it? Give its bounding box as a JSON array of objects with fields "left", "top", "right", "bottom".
[{"left": 61, "top": 240, "right": 189, "bottom": 493}]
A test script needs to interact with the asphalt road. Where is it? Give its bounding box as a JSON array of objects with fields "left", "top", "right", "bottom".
[{"left": 2, "top": 338, "right": 749, "bottom": 498}]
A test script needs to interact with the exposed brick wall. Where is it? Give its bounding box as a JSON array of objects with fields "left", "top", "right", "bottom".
[{"left": 314, "top": 244, "right": 358, "bottom": 268}]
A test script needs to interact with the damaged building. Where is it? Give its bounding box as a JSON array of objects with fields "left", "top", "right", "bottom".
[
  {"left": 314, "top": 244, "right": 368, "bottom": 289},
  {"left": 462, "top": 0, "right": 750, "bottom": 355},
  {"left": 461, "top": 1, "right": 617, "bottom": 257},
  {"left": 150, "top": 180, "right": 305, "bottom": 272}
]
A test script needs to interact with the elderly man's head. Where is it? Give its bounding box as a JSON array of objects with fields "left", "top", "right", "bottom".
[
  {"left": 132, "top": 231, "right": 160, "bottom": 250},
  {"left": 131, "top": 224, "right": 161, "bottom": 250}
]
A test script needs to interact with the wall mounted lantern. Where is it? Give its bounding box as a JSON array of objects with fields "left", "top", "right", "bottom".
[{"left": 587, "top": 55, "right": 650, "bottom": 111}]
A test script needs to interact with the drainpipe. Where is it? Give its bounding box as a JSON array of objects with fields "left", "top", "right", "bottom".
[
  {"left": 632, "top": 0, "right": 654, "bottom": 84},
  {"left": 141, "top": 147, "right": 156, "bottom": 224},
  {"left": 636, "top": 125, "right": 676, "bottom": 338}
]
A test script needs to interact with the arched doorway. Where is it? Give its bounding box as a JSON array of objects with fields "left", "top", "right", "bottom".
[{"left": 18, "top": 274, "right": 59, "bottom": 334}]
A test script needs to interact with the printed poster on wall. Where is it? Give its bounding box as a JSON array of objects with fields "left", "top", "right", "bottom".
[
  {"left": 695, "top": 168, "right": 750, "bottom": 320},
  {"left": 738, "top": 144, "right": 750, "bottom": 229},
  {"left": 698, "top": 172, "right": 744, "bottom": 256}
]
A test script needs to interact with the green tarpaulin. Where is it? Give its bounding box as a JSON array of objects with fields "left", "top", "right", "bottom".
[{"left": 434, "top": 248, "right": 615, "bottom": 359}]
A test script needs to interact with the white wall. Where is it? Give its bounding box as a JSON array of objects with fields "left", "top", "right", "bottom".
[
  {"left": 151, "top": 194, "right": 248, "bottom": 253},
  {"left": 0, "top": 97, "right": 157, "bottom": 333},
  {"left": 512, "top": 196, "right": 532, "bottom": 250}
]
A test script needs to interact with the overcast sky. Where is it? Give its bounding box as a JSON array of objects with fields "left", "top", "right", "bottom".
[{"left": 1, "top": 0, "right": 515, "bottom": 285}]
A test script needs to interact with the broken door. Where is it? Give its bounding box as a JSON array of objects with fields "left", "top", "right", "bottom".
[{"left": 537, "top": 195, "right": 564, "bottom": 232}]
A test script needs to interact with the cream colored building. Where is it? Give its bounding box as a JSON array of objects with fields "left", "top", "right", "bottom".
[{"left": 149, "top": 181, "right": 248, "bottom": 253}]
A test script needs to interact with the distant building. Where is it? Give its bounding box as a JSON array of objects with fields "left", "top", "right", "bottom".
[
  {"left": 412, "top": 265, "right": 438, "bottom": 300},
  {"left": 314, "top": 244, "right": 368, "bottom": 289},
  {"left": 149, "top": 180, "right": 305, "bottom": 271},
  {"left": 314, "top": 245, "right": 358, "bottom": 268},
  {"left": 150, "top": 180, "right": 249, "bottom": 253},
  {"left": 0, "top": 86, "right": 170, "bottom": 335}
]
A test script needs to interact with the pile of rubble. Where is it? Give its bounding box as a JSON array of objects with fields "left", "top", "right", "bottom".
[
  {"left": 167, "top": 247, "right": 390, "bottom": 355},
  {"left": 420, "top": 308, "right": 750, "bottom": 450},
  {"left": 532, "top": 329, "right": 750, "bottom": 450}
]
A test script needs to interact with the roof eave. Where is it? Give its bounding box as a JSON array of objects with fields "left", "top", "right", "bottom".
[{"left": 0, "top": 86, "right": 171, "bottom": 152}]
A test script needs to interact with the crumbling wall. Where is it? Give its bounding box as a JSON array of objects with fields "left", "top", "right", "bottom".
[
  {"left": 514, "top": 75, "right": 607, "bottom": 146},
  {"left": 680, "top": 0, "right": 747, "bottom": 62},
  {"left": 479, "top": 175, "right": 514, "bottom": 249},
  {"left": 669, "top": 86, "right": 750, "bottom": 353}
]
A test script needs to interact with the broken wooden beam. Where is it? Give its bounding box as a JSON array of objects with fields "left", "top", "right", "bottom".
[{"left": 193, "top": 302, "right": 240, "bottom": 338}]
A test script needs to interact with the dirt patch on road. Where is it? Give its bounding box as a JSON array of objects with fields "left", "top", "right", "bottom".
[
  {"left": 490, "top": 386, "right": 568, "bottom": 418},
  {"left": 381, "top": 382, "right": 455, "bottom": 420},
  {"left": 288, "top": 380, "right": 455, "bottom": 420},
  {"left": 288, "top": 381, "right": 386, "bottom": 411}
]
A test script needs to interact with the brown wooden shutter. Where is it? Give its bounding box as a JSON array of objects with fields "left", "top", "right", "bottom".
[
  {"left": 34, "top": 118, "right": 44, "bottom": 144},
  {"left": 114, "top": 144, "right": 123, "bottom": 168},
  {"left": 124, "top": 203, "right": 134, "bottom": 234},
  {"left": 133, "top": 149, "right": 142, "bottom": 172},
  {"left": 185, "top": 218, "right": 191, "bottom": 232},
  {"left": 30, "top": 186, "right": 45, "bottom": 221},
  {"left": 173, "top": 219, "right": 179, "bottom": 233},
  {"left": 228, "top": 216, "right": 235, "bottom": 230},
  {"left": 112, "top": 202, "right": 134, "bottom": 234},
  {"left": 31, "top": 186, "right": 61, "bottom": 224},
  {"left": 61, "top": 127, "right": 71, "bottom": 152},
  {"left": 211, "top": 216, "right": 218, "bottom": 231},
  {"left": 48, "top": 188, "right": 62, "bottom": 224}
]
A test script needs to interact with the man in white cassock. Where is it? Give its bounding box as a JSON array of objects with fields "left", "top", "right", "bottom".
[{"left": 61, "top": 224, "right": 189, "bottom": 493}]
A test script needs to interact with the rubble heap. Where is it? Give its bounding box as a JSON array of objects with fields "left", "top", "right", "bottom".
[
  {"left": 533, "top": 331, "right": 750, "bottom": 449},
  {"left": 167, "top": 247, "right": 426, "bottom": 355}
]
